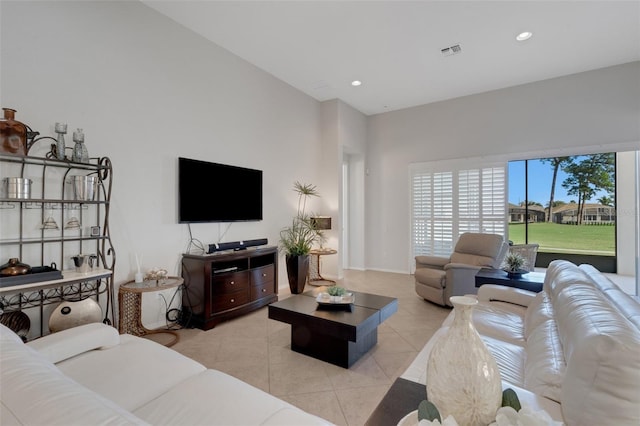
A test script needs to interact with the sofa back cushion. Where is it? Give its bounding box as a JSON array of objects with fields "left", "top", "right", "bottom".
[
  {"left": 524, "top": 320, "right": 565, "bottom": 402},
  {"left": 523, "top": 291, "right": 554, "bottom": 338},
  {"left": 450, "top": 233, "right": 506, "bottom": 268},
  {"left": 0, "top": 324, "right": 146, "bottom": 425},
  {"left": 543, "top": 260, "right": 589, "bottom": 298},
  {"left": 579, "top": 263, "right": 640, "bottom": 330},
  {"left": 552, "top": 283, "right": 640, "bottom": 425}
]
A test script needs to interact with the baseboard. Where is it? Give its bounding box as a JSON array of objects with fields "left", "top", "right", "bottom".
[{"left": 365, "top": 267, "right": 411, "bottom": 275}]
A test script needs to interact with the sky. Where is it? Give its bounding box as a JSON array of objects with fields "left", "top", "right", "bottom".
[{"left": 508, "top": 156, "right": 612, "bottom": 206}]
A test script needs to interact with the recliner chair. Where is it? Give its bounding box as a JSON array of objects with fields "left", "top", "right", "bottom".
[{"left": 414, "top": 233, "right": 508, "bottom": 307}]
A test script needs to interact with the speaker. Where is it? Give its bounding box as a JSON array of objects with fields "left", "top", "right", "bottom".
[{"left": 208, "top": 238, "right": 268, "bottom": 253}]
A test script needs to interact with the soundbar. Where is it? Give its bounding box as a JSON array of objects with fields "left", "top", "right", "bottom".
[{"left": 207, "top": 238, "right": 268, "bottom": 254}]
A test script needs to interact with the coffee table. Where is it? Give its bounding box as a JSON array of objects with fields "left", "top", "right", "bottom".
[
  {"left": 475, "top": 268, "right": 545, "bottom": 292},
  {"left": 365, "top": 377, "right": 424, "bottom": 426},
  {"left": 268, "top": 289, "right": 397, "bottom": 368}
]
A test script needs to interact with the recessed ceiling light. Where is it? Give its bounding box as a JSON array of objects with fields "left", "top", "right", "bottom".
[
  {"left": 351, "top": 80, "right": 362, "bottom": 87},
  {"left": 516, "top": 31, "right": 533, "bottom": 42}
]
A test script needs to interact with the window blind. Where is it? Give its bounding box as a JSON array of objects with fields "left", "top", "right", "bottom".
[{"left": 411, "top": 159, "right": 506, "bottom": 262}]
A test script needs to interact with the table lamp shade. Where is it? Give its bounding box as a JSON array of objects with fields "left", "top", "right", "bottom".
[{"left": 311, "top": 216, "right": 332, "bottom": 230}]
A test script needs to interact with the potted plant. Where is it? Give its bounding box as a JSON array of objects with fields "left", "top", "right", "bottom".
[
  {"left": 280, "top": 181, "right": 322, "bottom": 294},
  {"left": 502, "top": 252, "right": 528, "bottom": 277}
]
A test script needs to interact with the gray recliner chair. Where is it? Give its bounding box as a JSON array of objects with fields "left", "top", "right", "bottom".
[{"left": 414, "top": 233, "right": 508, "bottom": 307}]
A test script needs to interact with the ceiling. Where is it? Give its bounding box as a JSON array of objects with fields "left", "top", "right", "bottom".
[{"left": 142, "top": 1, "right": 640, "bottom": 115}]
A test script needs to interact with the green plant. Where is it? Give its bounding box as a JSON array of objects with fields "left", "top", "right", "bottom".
[
  {"left": 327, "top": 286, "right": 347, "bottom": 297},
  {"left": 279, "top": 182, "right": 322, "bottom": 256},
  {"left": 418, "top": 389, "right": 522, "bottom": 423},
  {"left": 503, "top": 252, "right": 527, "bottom": 272}
]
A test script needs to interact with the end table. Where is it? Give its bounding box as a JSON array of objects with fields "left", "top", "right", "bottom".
[
  {"left": 308, "top": 248, "right": 337, "bottom": 285},
  {"left": 118, "top": 276, "right": 183, "bottom": 347}
]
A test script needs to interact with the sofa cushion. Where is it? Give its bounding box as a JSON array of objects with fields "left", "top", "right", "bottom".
[
  {"left": 414, "top": 268, "right": 445, "bottom": 289},
  {"left": 27, "top": 322, "right": 120, "bottom": 364},
  {"left": 544, "top": 260, "right": 590, "bottom": 299},
  {"left": 441, "top": 302, "right": 526, "bottom": 346},
  {"left": 524, "top": 320, "right": 565, "bottom": 402},
  {"left": 56, "top": 333, "right": 206, "bottom": 412},
  {"left": 481, "top": 335, "right": 526, "bottom": 388},
  {"left": 0, "top": 324, "right": 146, "bottom": 425},
  {"left": 579, "top": 263, "right": 640, "bottom": 330},
  {"left": 553, "top": 283, "right": 640, "bottom": 425},
  {"left": 450, "top": 233, "right": 505, "bottom": 268},
  {"left": 132, "top": 369, "right": 329, "bottom": 425},
  {"left": 523, "top": 291, "right": 554, "bottom": 338}
]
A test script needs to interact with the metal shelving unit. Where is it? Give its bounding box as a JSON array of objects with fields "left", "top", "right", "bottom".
[{"left": 0, "top": 153, "right": 116, "bottom": 337}]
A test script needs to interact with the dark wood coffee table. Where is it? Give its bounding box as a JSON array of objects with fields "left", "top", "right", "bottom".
[
  {"left": 268, "top": 289, "right": 397, "bottom": 368},
  {"left": 366, "top": 377, "right": 424, "bottom": 426},
  {"left": 475, "top": 268, "right": 545, "bottom": 292}
]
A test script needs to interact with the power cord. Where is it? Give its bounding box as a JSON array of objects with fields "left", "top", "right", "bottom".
[
  {"left": 186, "top": 223, "right": 205, "bottom": 253},
  {"left": 158, "top": 284, "right": 186, "bottom": 331}
]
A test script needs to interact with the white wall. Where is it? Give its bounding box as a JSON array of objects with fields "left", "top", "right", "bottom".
[
  {"left": 617, "top": 151, "right": 639, "bottom": 276},
  {"left": 1, "top": 0, "right": 327, "bottom": 330},
  {"left": 316, "top": 100, "right": 367, "bottom": 279},
  {"left": 339, "top": 102, "right": 367, "bottom": 271},
  {"left": 367, "top": 62, "right": 640, "bottom": 274}
]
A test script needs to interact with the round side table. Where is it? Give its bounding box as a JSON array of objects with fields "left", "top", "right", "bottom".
[
  {"left": 309, "top": 248, "right": 337, "bottom": 285},
  {"left": 118, "top": 277, "right": 183, "bottom": 347}
]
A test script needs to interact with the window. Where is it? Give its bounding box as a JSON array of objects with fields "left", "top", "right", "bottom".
[
  {"left": 411, "top": 158, "right": 506, "bottom": 263},
  {"left": 507, "top": 152, "right": 617, "bottom": 271}
]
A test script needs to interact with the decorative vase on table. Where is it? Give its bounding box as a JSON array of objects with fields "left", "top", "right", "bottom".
[
  {"left": 285, "top": 254, "right": 309, "bottom": 294},
  {"left": 426, "top": 296, "right": 502, "bottom": 426}
]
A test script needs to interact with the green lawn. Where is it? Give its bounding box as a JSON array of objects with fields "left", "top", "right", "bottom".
[{"left": 508, "top": 222, "right": 615, "bottom": 255}]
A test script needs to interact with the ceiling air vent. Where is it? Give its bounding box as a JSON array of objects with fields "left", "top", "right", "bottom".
[{"left": 441, "top": 44, "right": 462, "bottom": 57}]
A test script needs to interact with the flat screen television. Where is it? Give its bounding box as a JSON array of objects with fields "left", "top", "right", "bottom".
[{"left": 178, "top": 157, "right": 263, "bottom": 223}]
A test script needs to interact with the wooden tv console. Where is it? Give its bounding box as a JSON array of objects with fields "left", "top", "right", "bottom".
[{"left": 181, "top": 246, "right": 278, "bottom": 330}]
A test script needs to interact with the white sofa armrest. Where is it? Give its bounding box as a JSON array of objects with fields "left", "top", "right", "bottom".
[
  {"left": 416, "top": 255, "right": 449, "bottom": 269},
  {"left": 477, "top": 284, "right": 537, "bottom": 308},
  {"left": 27, "top": 323, "right": 120, "bottom": 364}
]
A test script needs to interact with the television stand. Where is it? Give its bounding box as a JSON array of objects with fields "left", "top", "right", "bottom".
[{"left": 181, "top": 246, "right": 278, "bottom": 330}]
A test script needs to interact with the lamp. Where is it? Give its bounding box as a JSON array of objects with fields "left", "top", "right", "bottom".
[
  {"left": 311, "top": 216, "right": 331, "bottom": 250},
  {"left": 311, "top": 216, "right": 331, "bottom": 231}
]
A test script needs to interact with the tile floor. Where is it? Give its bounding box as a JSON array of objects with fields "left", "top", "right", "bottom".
[{"left": 171, "top": 270, "right": 450, "bottom": 426}]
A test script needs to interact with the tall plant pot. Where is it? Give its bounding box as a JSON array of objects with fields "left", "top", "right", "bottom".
[{"left": 286, "top": 254, "right": 309, "bottom": 294}]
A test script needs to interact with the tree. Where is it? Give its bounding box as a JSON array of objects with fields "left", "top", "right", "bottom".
[
  {"left": 561, "top": 154, "right": 615, "bottom": 224},
  {"left": 598, "top": 196, "right": 613, "bottom": 206},
  {"left": 519, "top": 201, "right": 542, "bottom": 207},
  {"left": 540, "top": 157, "right": 571, "bottom": 222}
]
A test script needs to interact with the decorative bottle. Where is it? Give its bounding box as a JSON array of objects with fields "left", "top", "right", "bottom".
[
  {"left": 72, "top": 128, "right": 89, "bottom": 163},
  {"left": 54, "top": 122, "right": 67, "bottom": 160},
  {"left": 426, "top": 296, "right": 502, "bottom": 426},
  {"left": 0, "top": 108, "right": 27, "bottom": 155}
]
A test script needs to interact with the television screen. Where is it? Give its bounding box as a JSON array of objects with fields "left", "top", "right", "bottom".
[{"left": 178, "top": 157, "right": 263, "bottom": 223}]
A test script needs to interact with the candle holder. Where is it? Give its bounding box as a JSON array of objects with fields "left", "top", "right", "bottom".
[
  {"left": 54, "top": 122, "right": 67, "bottom": 160},
  {"left": 72, "top": 128, "right": 89, "bottom": 163}
]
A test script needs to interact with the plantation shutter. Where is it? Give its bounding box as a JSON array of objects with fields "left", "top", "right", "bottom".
[{"left": 410, "top": 158, "right": 506, "bottom": 267}]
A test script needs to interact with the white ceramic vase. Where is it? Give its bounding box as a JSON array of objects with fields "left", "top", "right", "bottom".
[{"left": 426, "top": 296, "right": 502, "bottom": 426}]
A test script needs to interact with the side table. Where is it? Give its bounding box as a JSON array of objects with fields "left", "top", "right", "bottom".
[
  {"left": 475, "top": 268, "right": 545, "bottom": 293},
  {"left": 308, "top": 248, "right": 337, "bottom": 285},
  {"left": 118, "top": 277, "right": 183, "bottom": 347}
]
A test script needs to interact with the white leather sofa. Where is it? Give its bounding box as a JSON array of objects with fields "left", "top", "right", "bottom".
[
  {"left": 403, "top": 260, "right": 640, "bottom": 425},
  {"left": 0, "top": 322, "right": 331, "bottom": 425}
]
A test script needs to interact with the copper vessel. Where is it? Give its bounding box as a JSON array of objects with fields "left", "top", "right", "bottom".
[
  {"left": 0, "top": 108, "right": 27, "bottom": 155},
  {"left": 0, "top": 258, "right": 32, "bottom": 276}
]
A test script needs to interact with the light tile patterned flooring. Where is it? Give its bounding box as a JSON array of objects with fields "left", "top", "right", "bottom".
[{"left": 171, "top": 270, "right": 451, "bottom": 425}]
